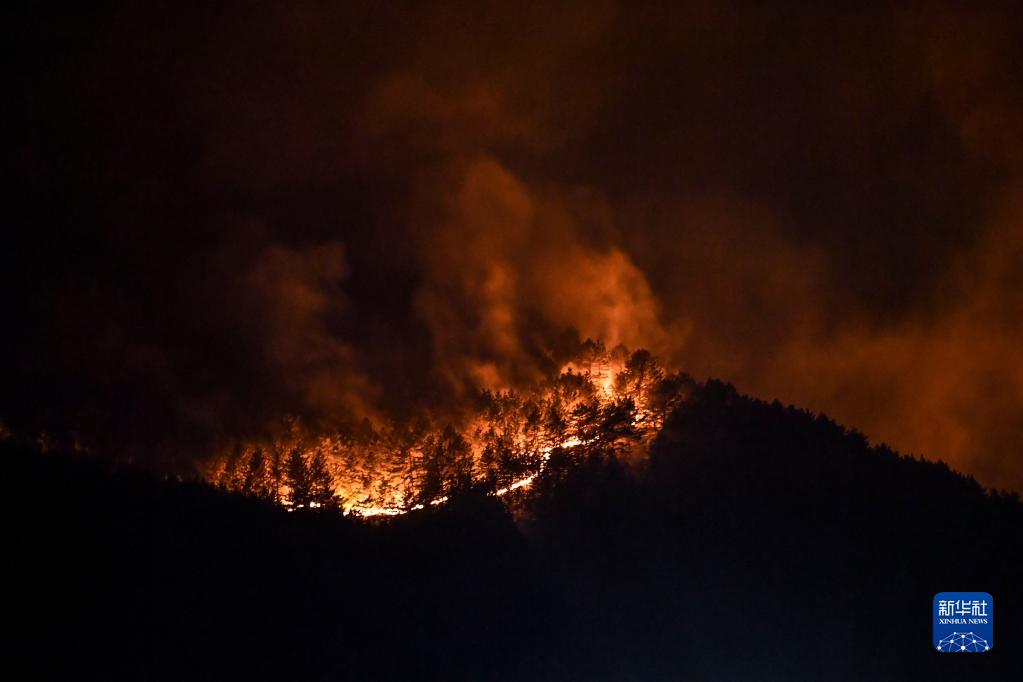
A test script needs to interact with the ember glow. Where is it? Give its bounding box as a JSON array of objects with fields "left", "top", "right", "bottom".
[
  {"left": 209, "top": 343, "right": 687, "bottom": 516},
  {"left": 6, "top": 1, "right": 1023, "bottom": 496}
]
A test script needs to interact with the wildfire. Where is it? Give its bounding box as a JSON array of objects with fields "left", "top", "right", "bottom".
[{"left": 209, "top": 343, "right": 688, "bottom": 517}]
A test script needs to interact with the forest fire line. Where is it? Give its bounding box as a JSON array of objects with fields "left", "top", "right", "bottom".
[{"left": 208, "top": 343, "right": 691, "bottom": 516}]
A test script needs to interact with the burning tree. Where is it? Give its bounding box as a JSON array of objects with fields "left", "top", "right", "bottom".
[{"left": 209, "top": 342, "right": 690, "bottom": 517}]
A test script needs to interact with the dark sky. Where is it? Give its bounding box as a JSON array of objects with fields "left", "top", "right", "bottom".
[{"left": 4, "top": 1, "right": 1022, "bottom": 489}]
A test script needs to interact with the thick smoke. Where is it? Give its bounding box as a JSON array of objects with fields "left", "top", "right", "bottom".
[
  {"left": 414, "top": 157, "right": 667, "bottom": 395},
  {"left": 4, "top": 1, "right": 1022, "bottom": 489},
  {"left": 241, "top": 241, "right": 377, "bottom": 424}
]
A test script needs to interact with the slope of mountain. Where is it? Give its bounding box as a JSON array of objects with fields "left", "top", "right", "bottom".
[{"left": 7, "top": 379, "right": 1022, "bottom": 680}]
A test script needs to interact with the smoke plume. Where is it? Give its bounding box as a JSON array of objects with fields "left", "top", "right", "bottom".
[{"left": 4, "top": 1, "right": 1022, "bottom": 489}]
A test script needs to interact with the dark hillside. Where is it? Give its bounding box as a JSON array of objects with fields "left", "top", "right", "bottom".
[{"left": 7, "top": 379, "right": 1022, "bottom": 680}]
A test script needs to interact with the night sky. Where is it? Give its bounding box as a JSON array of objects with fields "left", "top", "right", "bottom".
[{"left": 4, "top": 1, "right": 1022, "bottom": 490}]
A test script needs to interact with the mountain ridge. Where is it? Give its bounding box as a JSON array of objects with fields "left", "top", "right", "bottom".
[{"left": 7, "top": 377, "right": 1022, "bottom": 680}]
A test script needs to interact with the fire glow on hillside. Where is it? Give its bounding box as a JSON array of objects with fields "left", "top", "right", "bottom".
[{"left": 208, "top": 342, "right": 690, "bottom": 516}]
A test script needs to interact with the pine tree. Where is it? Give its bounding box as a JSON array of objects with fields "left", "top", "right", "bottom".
[
  {"left": 572, "top": 397, "right": 603, "bottom": 445},
  {"left": 218, "top": 443, "right": 245, "bottom": 490},
  {"left": 241, "top": 447, "right": 269, "bottom": 498},
  {"left": 416, "top": 434, "right": 446, "bottom": 505},
  {"left": 617, "top": 349, "right": 665, "bottom": 417},
  {"left": 598, "top": 397, "right": 639, "bottom": 458},
  {"left": 285, "top": 447, "right": 312, "bottom": 507},
  {"left": 268, "top": 445, "right": 284, "bottom": 504},
  {"left": 441, "top": 425, "right": 474, "bottom": 493},
  {"left": 544, "top": 400, "right": 569, "bottom": 450},
  {"left": 479, "top": 426, "right": 503, "bottom": 490},
  {"left": 307, "top": 449, "right": 337, "bottom": 509}
]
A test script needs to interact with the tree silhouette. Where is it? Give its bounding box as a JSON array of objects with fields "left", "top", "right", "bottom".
[
  {"left": 572, "top": 397, "right": 602, "bottom": 444},
  {"left": 217, "top": 443, "right": 245, "bottom": 490},
  {"left": 241, "top": 447, "right": 269, "bottom": 499},
  {"left": 597, "top": 397, "right": 639, "bottom": 457},
  {"left": 543, "top": 400, "right": 569, "bottom": 449},
  {"left": 307, "top": 449, "right": 336, "bottom": 509},
  {"left": 616, "top": 349, "right": 665, "bottom": 429},
  {"left": 268, "top": 445, "right": 283, "bottom": 504},
  {"left": 414, "top": 425, "right": 475, "bottom": 505},
  {"left": 6, "top": 371, "right": 1023, "bottom": 682},
  {"left": 479, "top": 426, "right": 512, "bottom": 490},
  {"left": 285, "top": 447, "right": 312, "bottom": 507},
  {"left": 649, "top": 371, "right": 694, "bottom": 427}
]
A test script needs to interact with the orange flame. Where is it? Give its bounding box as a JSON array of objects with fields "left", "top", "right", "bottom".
[{"left": 208, "top": 344, "right": 685, "bottom": 517}]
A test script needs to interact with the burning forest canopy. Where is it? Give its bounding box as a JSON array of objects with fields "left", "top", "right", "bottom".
[
  {"left": 7, "top": 6, "right": 1023, "bottom": 680},
  {"left": 208, "top": 342, "right": 689, "bottom": 517},
  {"left": 5, "top": 2, "right": 1023, "bottom": 494}
]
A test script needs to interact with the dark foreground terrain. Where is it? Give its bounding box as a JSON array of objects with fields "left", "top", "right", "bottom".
[{"left": 8, "top": 380, "right": 1023, "bottom": 680}]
